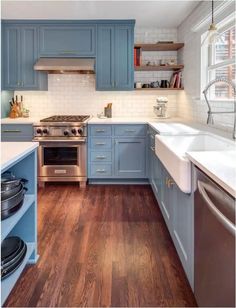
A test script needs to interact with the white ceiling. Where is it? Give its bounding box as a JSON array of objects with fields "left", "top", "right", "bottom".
[{"left": 1, "top": 1, "right": 201, "bottom": 28}]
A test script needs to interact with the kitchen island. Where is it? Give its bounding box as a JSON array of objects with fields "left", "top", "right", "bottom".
[{"left": 1, "top": 142, "right": 38, "bottom": 305}]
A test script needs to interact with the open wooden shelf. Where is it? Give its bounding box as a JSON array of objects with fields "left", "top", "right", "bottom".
[
  {"left": 135, "top": 42, "right": 184, "bottom": 51},
  {"left": 135, "top": 65, "right": 184, "bottom": 71},
  {"left": 134, "top": 88, "right": 184, "bottom": 91}
]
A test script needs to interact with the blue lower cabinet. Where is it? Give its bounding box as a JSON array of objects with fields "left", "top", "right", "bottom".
[
  {"left": 114, "top": 138, "right": 146, "bottom": 177},
  {"left": 90, "top": 164, "right": 112, "bottom": 177},
  {"left": 1, "top": 124, "right": 33, "bottom": 141},
  {"left": 149, "top": 146, "right": 194, "bottom": 290},
  {"left": 88, "top": 124, "right": 147, "bottom": 179}
]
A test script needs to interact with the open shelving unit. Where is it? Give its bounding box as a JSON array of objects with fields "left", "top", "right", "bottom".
[
  {"left": 1, "top": 149, "right": 38, "bottom": 306},
  {"left": 134, "top": 42, "right": 184, "bottom": 90}
]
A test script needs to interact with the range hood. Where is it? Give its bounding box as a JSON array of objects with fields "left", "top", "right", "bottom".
[{"left": 34, "top": 58, "right": 95, "bottom": 74}]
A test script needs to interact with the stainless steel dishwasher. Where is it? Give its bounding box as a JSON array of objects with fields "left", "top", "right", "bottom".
[{"left": 194, "top": 167, "right": 235, "bottom": 307}]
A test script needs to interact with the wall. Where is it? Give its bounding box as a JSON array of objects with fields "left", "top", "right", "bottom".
[
  {"left": 14, "top": 28, "right": 180, "bottom": 119},
  {"left": 177, "top": 1, "right": 235, "bottom": 133}
]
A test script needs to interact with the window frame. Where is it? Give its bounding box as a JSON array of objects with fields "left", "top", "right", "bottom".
[{"left": 203, "top": 18, "right": 235, "bottom": 102}]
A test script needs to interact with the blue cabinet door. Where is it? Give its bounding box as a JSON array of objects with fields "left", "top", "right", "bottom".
[
  {"left": 96, "top": 23, "right": 134, "bottom": 91},
  {"left": 172, "top": 186, "right": 194, "bottom": 288},
  {"left": 114, "top": 138, "right": 146, "bottom": 177},
  {"left": 2, "top": 26, "right": 21, "bottom": 89},
  {"left": 114, "top": 25, "right": 134, "bottom": 90},
  {"left": 39, "top": 25, "right": 96, "bottom": 57},
  {"left": 21, "top": 27, "right": 39, "bottom": 89},
  {"left": 2, "top": 24, "right": 47, "bottom": 91},
  {"left": 96, "top": 25, "right": 115, "bottom": 90}
]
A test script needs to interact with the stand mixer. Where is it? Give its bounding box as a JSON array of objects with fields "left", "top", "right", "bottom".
[{"left": 153, "top": 97, "right": 168, "bottom": 118}]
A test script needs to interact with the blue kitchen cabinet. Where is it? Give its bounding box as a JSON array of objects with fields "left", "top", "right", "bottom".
[
  {"left": 114, "top": 138, "right": 146, "bottom": 177},
  {"left": 88, "top": 124, "right": 147, "bottom": 180},
  {"left": 1, "top": 124, "right": 33, "bottom": 141},
  {"left": 96, "top": 22, "right": 134, "bottom": 90},
  {"left": 96, "top": 25, "right": 115, "bottom": 90},
  {"left": 2, "top": 23, "right": 47, "bottom": 91},
  {"left": 39, "top": 25, "right": 96, "bottom": 57}
]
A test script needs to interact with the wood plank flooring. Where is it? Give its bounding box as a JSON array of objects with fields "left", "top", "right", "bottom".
[{"left": 5, "top": 184, "right": 197, "bottom": 307}]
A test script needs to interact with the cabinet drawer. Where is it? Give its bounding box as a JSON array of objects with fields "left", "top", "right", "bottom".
[
  {"left": 90, "top": 138, "right": 112, "bottom": 149},
  {"left": 90, "top": 125, "right": 112, "bottom": 136},
  {"left": 90, "top": 151, "right": 112, "bottom": 162},
  {"left": 1, "top": 124, "right": 33, "bottom": 141},
  {"left": 90, "top": 164, "right": 112, "bottom": 177},
  {"left": 114, "top": 125, "right": 146, "bottom": 137}
]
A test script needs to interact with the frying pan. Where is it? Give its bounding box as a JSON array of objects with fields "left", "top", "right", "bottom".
[
  {"left": 1, "top": 182, "right": 23, "bottom": 201},
  {"left": 1, "top": 237, "right": 23, "bottom": 266}
]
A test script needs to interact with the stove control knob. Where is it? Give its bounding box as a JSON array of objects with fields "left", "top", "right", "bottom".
[
  {"left": 77, "top": 128, "right": 83, "bottom": 135},
  {"left": 71, "top": 128, "right": 77, "bottom": 135},
  {"left": 36, "top": 128, "right": 42, "bottom": 134},
  {"left": 43, "top": 128, "right": 49, "bottom": 134},
  {"left": 64, "top": 130, "right": 69, "bottom": 136}
]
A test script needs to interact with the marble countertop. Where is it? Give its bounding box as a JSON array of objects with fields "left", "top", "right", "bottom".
[
  {"left": 1, "top": 117, "right": 40, "bottom": 124},
  {"left": 1, "top": 142, "right": 39, "bottom": 172},
  {"left": 187, "top": 151, "right": 236, "bottom": 198},
  {"left": 87, "top": 116, "right": 177, "bottom": 124}
]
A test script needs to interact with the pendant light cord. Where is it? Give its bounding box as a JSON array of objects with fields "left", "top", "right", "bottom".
[{"left": 212, "top": 0, "right": 214, "bottom": 24}]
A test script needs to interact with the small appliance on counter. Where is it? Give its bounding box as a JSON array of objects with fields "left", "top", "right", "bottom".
[{"left": 153, "top": 96, "right": 169, "bottom": 118}]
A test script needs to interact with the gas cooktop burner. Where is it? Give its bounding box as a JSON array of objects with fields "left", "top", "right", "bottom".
[{"left": 40, "top": 115, "right": 90, "bottom": 123}]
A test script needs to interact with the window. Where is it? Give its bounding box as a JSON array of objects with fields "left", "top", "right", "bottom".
[{"left": 206, "top": 23, "right": 235, "bottom": 100}]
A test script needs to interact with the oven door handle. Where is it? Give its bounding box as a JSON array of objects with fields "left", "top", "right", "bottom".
[{"left": 34, "top": 138, "right": 86, "bottom": 143}]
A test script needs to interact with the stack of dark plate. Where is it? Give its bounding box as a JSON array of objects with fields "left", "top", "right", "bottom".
[
  {"left": 1, "top": 174, "right": 28, "bottom": 220},
  {"left": 1, "top": 237, "right": 27, "bottom": 280}
]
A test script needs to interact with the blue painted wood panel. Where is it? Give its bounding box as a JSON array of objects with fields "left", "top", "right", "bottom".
[
  {"left": 1, "top": 124, "right": 33, "bottom": 141},
  {"left": 90, "top": 163, "right": 112, "bottom": 177},
  {"left": 96, "top": 25, "right": 115, "bottom": 90},
  {"left": 114, "top": 138, "right": 146, "bottom": 177},
  {"left": 90, "top": 138, "right": 112, "bottom": 149},
  {"left": 39, "top": 25, "right": 96, "bottom": 57},
  {"left": 114, "top": 124, "right": 146, "bottom": 137},
  {"left": 90, "top": 125, "right": 112, "bottom": 136},
  {"left": 114, "top": 25, "right": 134, "bottom": 90},
  {"left": 2, "top": 24, "right": 47, "bottom": 91},
  {"left": 90, "top": 151, "right": 112, "bottom": 162},
  {"left": 2, "top": 26, "right": 20, "bottom": 89}
]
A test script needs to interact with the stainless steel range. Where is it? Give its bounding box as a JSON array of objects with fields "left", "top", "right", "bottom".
[{"left": 33, "top": 115, "right": 90, "bottom": 187}]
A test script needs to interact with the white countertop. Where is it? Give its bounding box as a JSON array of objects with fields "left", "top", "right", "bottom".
[
  {"left": 1, "top": 142, "right": 39, "bottom": 172},
  {"left": 1, "top": 117, "right": 40, "bottom": 124},
  {"left": 87, "top": 116, "right": 182, "bottom": 124},
  {"left": 187, "top": 151, "right": 236, "bottom": 198}
]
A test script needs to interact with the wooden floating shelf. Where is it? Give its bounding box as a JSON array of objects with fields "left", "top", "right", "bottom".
[
  {"left": 134, "top": 88, "right": 184, "bottom": 91},
  {"left": 135, "top": 42, "right": 184, "bottom": 51},
  {"left": 135, "top": 65, "right": 184, "bottom": 71}
]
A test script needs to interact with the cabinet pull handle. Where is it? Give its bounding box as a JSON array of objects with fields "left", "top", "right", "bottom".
[
  {"left": 95, "top": 129, "right": 105, "bottom": 132},
  {"left": 166, "top": 178, "right": 175, "bottom": 188},
  {"left": 21, "top": 81, "right": 24, "bottom": 86},
  {"left": 3, "top": 129, "right": 22, "bottom": 133},
  {"left": 95, "top": 142, "right": 106, "bottom": 145},
  {"left": 96, "top": 155, "right": 106, "bottom": 159},
  {"left": 150, "top": 146, "right": 155, "bottom": 152},
  {"left": 17, "top": 81, "right": 20, "bottom": 86},
  {"left": 112, "top": 81, "right": 115, "bottom": 87},
  {"left": 125, "top": 129, "right": 136, "bottom": 132},
  {"left": 96, "top": 169, "right": 106, "bottom": 173},
  {"left": 60, "top": 50, "right": 77, "bottom": 54}
]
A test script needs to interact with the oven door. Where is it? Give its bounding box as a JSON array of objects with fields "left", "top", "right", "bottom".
[{"left": 38, "top": 141, "right": 86, "bottom": 178}]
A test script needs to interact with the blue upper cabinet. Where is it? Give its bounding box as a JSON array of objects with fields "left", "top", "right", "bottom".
[
  {"left": 39, "top": 25, "right": 96, "bottom": 57},
  {"left": 2, "top": 23, "right": 47, "bottom": 91},
  {"left": 96, "top": 21, "right": 134, "bottom": 90},
  {"left": 114, "top": 25, "right": 134, "bottom": 90},
  {"left": 2, "top": 26, "right": 20, "bottom": 89},
  {"left": 96, "top": 25, "right": 115, "bottom": 90}
]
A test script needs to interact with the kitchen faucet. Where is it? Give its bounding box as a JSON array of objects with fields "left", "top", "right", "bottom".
[{"left": 203, "top": 77, "right": 236, "bottom": 140}]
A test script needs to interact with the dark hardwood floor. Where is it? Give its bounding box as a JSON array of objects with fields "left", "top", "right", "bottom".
[{"left": 5, "top": 184, "right": 197, "bottom": 307}]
